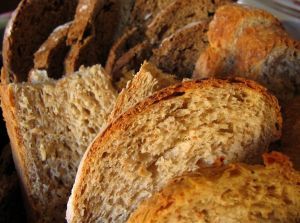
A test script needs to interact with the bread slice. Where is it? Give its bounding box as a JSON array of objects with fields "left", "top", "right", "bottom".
[
  {"left": 33, "top": 22, "right": 72, "bottom": 79},
  {"left": 0, "top": 65, "right": 117, "bottom": 222},
  {"left": 193, "top": 4, "right": 300, "bottom": 101},
  {"left": 67, "top": 78, "right": 282, "bottom": 223},
  {"left": 108, "top": 61, "right": 179, "bottom": 123},
  {"left": 128, "top": 152, "right": 300, "bottom": 223},
  {"left": 2, "top": 0, "right": 78, "bottom": 83},
  {"left": 150, "top": 20, "right": 209, "bottom": 78},
  {"left": 281, "top": 97, "right": 300, "bottom": 170},
  {"left": 146, "top": 0, "right": 233, "bottom": 44},
  {"left": 65, "top": 0, "right": 135, "bottom": 75}
]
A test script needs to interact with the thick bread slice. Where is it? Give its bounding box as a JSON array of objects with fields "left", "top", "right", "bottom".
[
  {"left": 33, "top": 22, "right": 72, "bottom": 79},
  {"left": 281, "top": 97, "right": 300, "bottom": 170},
  {"left": 0, "top": 65, "right": 117, "bottom": 222},
  {"left": 193, "top": 4, "right": 300, "bottom": 101},
  {"left": 65, "top": 0, "right": 135, "bottom": 75},
  {"left": 146, "top": 0, "right": 233, "bottom": 44},
  {"left": 2, "top": 0, "right": 78, "bottom": 83},
  {"left": 67, "top": 78, "right": 282, "bottom": 223},
  {"left": 108, "top": 61, "right": 179, "bottom": 123},
  {"left": 128, "top": 152, "right": 300, "bottom": 223},
  {"left": 150, "top": 20, "right": 209, "bottom": 78},
  {"left": 129, "top": 0, "right": 175, "bottom": 27}
]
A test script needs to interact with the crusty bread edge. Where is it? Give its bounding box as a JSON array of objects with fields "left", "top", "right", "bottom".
[
  {"left": 0, "top": 82, "right": 37, "bottom": 221},
  {"left": 66, "top": 77, "right": 282, "bottom": 222}
]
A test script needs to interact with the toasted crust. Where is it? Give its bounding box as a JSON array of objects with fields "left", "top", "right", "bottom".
[
  {"left": 128, "top": 152, "right": 300, "bottom": 223},
  {"left": 67, "top": 78, "right": 282, "bottom": 222},
  {"left": 2, "top": 0, "right": 77, "bottom": 83}
]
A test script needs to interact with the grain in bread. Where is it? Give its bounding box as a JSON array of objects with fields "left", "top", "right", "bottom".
[
  {"left": 0, "top": 65, "right": 117, "bottom": 222},
  {"left": 128, "top": 152, "right": 300, "bottom": 223},
  {"left": 2, "top": 0, "right": 78, "bottom": 83},
  {"left": 33, "top": 22, "right": 72, "bottom": 79},
  {"left": 193, "top": 4, "right": 300, "bottom": 101},
  {"left": 67, "top": 78, "right": 282, "bottom": 223},
  {"left": 150, "top": 20, "right": 209, "bottom": 78}
]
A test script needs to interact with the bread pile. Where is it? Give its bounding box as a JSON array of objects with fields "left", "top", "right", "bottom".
[{"left": 0, "top": 1, "right": 300, "bottom": 223}]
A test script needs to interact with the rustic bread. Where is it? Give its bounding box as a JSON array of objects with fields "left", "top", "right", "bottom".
[
  {"left": 128, "top": 152, "right": 300, "bottom": 223},
  {"left": 0, "top": 65, "right": 117, "bottom": 222},
  {"left": 2, "top": 0, "right": 78, "bottom": 83},
  {"left": 193, "top": 4, "right": 300, "bottom": 101},
  {"left": 108, "top": 61, "right": 179, "bottom": 123},
  {"left": 281, "top": 97, "right": 300, "bottom": 170},
  {"left": 0, "top": 144, "right": 26, "bottom": 223},
  {"left": 33, "top": 22, "right": 72, "bottom": 79},
  {"left": 65, "top": 0, "right": 135, "bottom": 75},
  {"left": 145, "top": 0, "right": 233, "bottom": 44},
  {"left": 67, "top": 78, "right": 281, "bottom": 223},
  {"left": 150, "top": 20, "right": 209, "bottom": 78}
]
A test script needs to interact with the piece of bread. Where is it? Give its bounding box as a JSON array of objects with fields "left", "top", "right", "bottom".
[
  {"left": 193, "top": 4, "right": 300, "bottom": 101},
  {"left": 33, "top": 22, "right": 73, "bottom": 79},
  {"left": 150, "top": 20, "right": 209, "bottom": 78},
  {"left": 2, "top": 0, "right": 78, "bottom": 83},
  {"left": 145, "top": 0, "right": 233, "bottom": 44},
  {"left": 108, "top": 61, "right": 179, "bottom": 123},
  {"left": 67, "top": 78, "right": 282, "bottom": 223},
  {"left": 127, "top": 152, "right": 300, "bottom": 223},
  {"left": 65, "top": 0, "right": 135, "bottom": 75},
  {"left": 0, "top": 65, "right": 117, "bottom": 222},
  {"left": 281, "top": 96, "right": 300, "bottom": 170},
  {"left": 0, "top": 144, "right": 26, "bottom": 223}
]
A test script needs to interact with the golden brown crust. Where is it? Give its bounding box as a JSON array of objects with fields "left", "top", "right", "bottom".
[
  {"left": 0, "top": 82, "right": 37, "bottom": 221},
  {"left": 128, "top": 152, "right": 300, "bottom": 223},
  {"left": 70, "top": 78, "right": 282, "bottom": 219}
]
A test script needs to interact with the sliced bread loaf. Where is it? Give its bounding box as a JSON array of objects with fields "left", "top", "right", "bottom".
[
  {"left": 150, "top": 20, "right": 209, "bottom": 78},
  {"left": 108, "top": 61, "right": 179, "bottom": 123},
  {"left": 193, "top": 4, "right": 300, "bottom": 101},
  {"left": 65, "top": 0, "right": 135, "bottom": 75},
  {"left": 128, "top": 152, "right": 300, "bottom": 223},
  {"left": 0, "top": 65, "right": 117, "bottom": 222},
  {"left": 33, "top": 22, "right": 72, "bottom": 79},
  {"left": 2, "top": 0, "right": 78, "bottom": 83},
  {"left": 67, "top": 78, "right": 281, "bottom": 223}
]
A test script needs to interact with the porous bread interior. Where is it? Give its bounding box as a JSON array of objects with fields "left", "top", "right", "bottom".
[
  {"left": 12, "top": 65, "right": 117, "bottom": 221},
  {"left": 108, "top": 62, "right": 178, "bottom": 122},
  {"left": 70, "top": 82, "right": 279, "bottom": 223},
  {"left": 127, "top": 161, "right": 300, "bottom": 223}
]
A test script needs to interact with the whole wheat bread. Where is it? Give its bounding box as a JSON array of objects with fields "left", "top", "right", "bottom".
[
  {"left": 2, "top": 0, "right": 78, "bottom": 83},
  {"left": 193, "top": 4, "right": 300, "bottom": 101},
  {"left": 128, "top": 152, "right": 300, "bottom": 223},
  {"left": 0, "top": 65, "right": 117, "bottom": 222},
  {"left": 67, "top": 78, "right": 281, "bottom": 223},
  {"left": 33, "top": 22, "right": 72, "bottom": 79}
]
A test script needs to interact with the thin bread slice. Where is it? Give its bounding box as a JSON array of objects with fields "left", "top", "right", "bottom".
[
  {"left": 150, "top": 20, "right": 209, "bottom": 78},
  {"left": 2, "top": 0, "right": 78, "bottom": 83},
  {"left": 67, "top": 78, "right": 282, "bottom": 223},
  {"left": 0, "top": 65, "right": 117, "bottom": 222},
  {"left": 33, "top": 22, "right": 73, "bottom": 79},
  {"left": 128, "top": 152, "right": 300, "bottom": 223},
  {"left": 108, "top": 61, "right": 179, "bottom": 123}
]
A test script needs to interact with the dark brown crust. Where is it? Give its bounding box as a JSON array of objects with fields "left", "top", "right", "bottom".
[
  {"left": 0, "top": 82, "right": 38, "bottom": 221},
  {"left": 70, "top": 78, "right": 282, "bottom": 218},
  {"left": 33, "top": 22, "right": 72, "bottom": 79},
  {"left": 2, "top": 0, "right": 78, "bottom": 83}
]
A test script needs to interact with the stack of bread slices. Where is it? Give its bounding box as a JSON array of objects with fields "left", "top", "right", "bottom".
[{"left": 0, "top": 1, "right": 300, "bottom": 223}]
